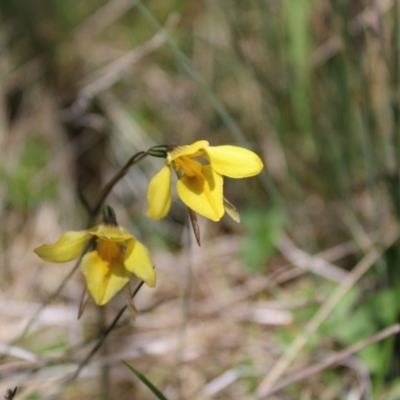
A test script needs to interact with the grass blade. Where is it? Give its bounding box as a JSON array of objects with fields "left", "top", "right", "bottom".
[{"left": 122, "top": 361, "right": 169, "bottom": 400}]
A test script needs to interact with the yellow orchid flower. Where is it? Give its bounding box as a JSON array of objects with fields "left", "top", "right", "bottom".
[
  {"left": 146, "top": 140, "right": 263, "bottom": 221},
  {"left": 34, "top": 206, "right": 156, "bottom": 306}
]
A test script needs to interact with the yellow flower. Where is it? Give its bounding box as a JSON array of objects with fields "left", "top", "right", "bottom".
[
  {"left": 34, "top": 207, "right": 156, "bottom": 305},
  {"left": 147, "top": 140, "right": 263, "bottom": 221}
]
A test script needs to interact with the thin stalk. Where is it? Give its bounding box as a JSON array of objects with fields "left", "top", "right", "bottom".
[
  {"left": 392, "top": 1, "right": 400, "bottom": 218},
  {"left": 90, "top": 150, "right": 148, "bottom": 222},
  {"left": 173, "top": 217, "right": 193, "bottom": 399},
  {"left": 15, "top": 150, "right": 148, "bottom": 343},
  {"left": 47, "top": 282, "right": 145, "bottom": 400}
]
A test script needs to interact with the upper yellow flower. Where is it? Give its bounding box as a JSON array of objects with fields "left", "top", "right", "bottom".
[
  {"left": 34, "top": 207, "right": 156, "bottom": 305},
  {"left": 146, "top": 140, "right": 263, "bottom": 221}
]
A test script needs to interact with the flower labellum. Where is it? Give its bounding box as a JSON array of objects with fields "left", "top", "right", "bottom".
[{"left": 34, "top": 206, "right": 156, "bottom": 306}]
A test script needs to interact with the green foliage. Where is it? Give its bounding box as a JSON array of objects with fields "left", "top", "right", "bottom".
[
  {"left": 0, "top": 136, "right": 57, "bottom": 210},
  {"left": 240, "top": 205, "right": 286, "bottom": 270},
  {"left": 381, "top": 379, "right": 400, "bottom": 399},
  {"left": 122, "top": 361, "right": 169, "bottom": 400},
  {"left": 325, "top": 287, "right": 398, "bottom": 374},
  {"left": 25, "top": 394, "right": 41, "bottom": 400},
  {"left": 283, "top": 0, "right": 313, "bottom": 152},
  {"left": 2, "top": 0, "right": 400, "bottom": 397}
]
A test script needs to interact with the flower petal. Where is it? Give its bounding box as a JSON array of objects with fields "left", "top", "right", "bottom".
[
  {"left": 168, "top": 140, "right": 209, "bottom": 162},
  {"left": 124, "top": 239, "right": 156, "bottom": 287},
  {"left": 146, "top": 164, "right": 172, "bottom": 219},
  {"left": 177, "top": 165, "right": 224, "bottom": 221},
  {"left": 81, "top": 250, "right": 130, "bottom": 305},
  {"left": 204, "top": 145, "right": 263, "bottom": 178},
  {"left": 89, "top": 224, "right": 133, "bottom": 241},
  {"left": 34, "top": 231, "right": 91, "bottom": 263}
]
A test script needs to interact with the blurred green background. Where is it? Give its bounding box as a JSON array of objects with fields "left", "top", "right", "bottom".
[{"left": 1, "top": 0, "right": 400, "bottom": 399}]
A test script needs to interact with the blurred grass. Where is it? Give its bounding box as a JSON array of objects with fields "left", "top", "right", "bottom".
[{"left": 0, "top": 0, "right": 400, "bottom": 399}]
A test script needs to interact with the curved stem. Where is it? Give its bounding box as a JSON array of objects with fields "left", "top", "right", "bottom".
[
  {"left": 16, "top": 151, "right": 148, "bottom": 343},
  {"left": 90, "top": 151, "right": 149, "bottom": 223},
  {"left": 47, "top": 282, "right": 145, "bottom": 400}
]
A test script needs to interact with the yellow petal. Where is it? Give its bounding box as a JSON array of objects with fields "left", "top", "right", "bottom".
[
  {"left": 124, "top": 239, "right": 156, "bottom": 287},
  {"left": 34, "top": 231, "right": 91, "bottom": 263},
  {"left": 89, "top": 224, "right": 133, "bottom": 242},
  {"left": 81, "top": 250, "right": 130, "bottom": 305},
  {"left": 146, "top": 164, "right": 172, "bottom": 219},
  {"left": 177, "top": 165, "right": 224, "bottom": 221},
  {"left": 204, "top": 145, "right": 263, "bottom": 178},
  {"left": 168, "top": 140, "right": 209, "bottom": 162}
]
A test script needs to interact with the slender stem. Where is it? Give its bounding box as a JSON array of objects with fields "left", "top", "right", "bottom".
[
  {"left": 98, "top": 307, "right": 110, "bottom": 400},
  {"left": 47, "top": 282, "right": 145, "bottom": 400},
  {"left": 90, "top": 151, "right": 149, "bottom": 222},
  {"left": 16, "top": 150, "right": 148, "bottom": 343},
  {"left": 14, "top": 141, "right": 150, "bottom": 397},
  {"left": 173, "top": 218, "right": 193, "bottom": 399},
  {"left": 392, "top": 0, "right": 400, "bottom": 219}
]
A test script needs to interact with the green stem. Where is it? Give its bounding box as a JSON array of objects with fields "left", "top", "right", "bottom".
[
  {"left": 47, "top": 282, "right": 145, "bottom": 400},
  {"left": 15, "top": 151, "right": 148, "bottom": 343},
  {"left": 392, "top": 1, "right": 400, "bottom": 218},
  {"left": 90, "top": 151, "right": 149, "bottom": 223}
]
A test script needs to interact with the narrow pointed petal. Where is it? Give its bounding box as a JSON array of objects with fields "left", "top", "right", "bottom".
[
  {"left": 124, "top": 240, "right": 156, "bottom": 287},
  {"left": 81, "top": 251, "right": 130, "bottom": 305},
  {"left": 78, "top": 286, "right": 90, "bottom": 319},
  {"left": 223, "top": 197, "right": 241, "bottom": 223},
  {"left": 146, "top": 165, "right": 172, "bottom": 219},
  {"left": 204, "top": 146, "right": 263, "bottom": 178},
  {"left": 177, "top": 165, "right": 224, "bottom": 221},
  {"left": 168, "top": 140, "right": 209, "bottom": 162},
  {"left": 188, "top": 207, "right": 201, "bottom": 246},
  {"left": 34, "top": 231, "right": 91, "bottom": 263}
]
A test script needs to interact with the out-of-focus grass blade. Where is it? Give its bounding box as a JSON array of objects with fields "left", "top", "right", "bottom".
[{"left": 122, "top": 361, "right": 169, "bottom": 400}]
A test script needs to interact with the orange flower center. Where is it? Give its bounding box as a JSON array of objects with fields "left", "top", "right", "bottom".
[
  {"left": 174, "top": 156, "right": 203, "bottom": 178},
  {"left": 173, "top": 155, "right": 220, "bottom": 216},
  {"left": 97, "top": 240, "right": 123, "bottom": 262}
]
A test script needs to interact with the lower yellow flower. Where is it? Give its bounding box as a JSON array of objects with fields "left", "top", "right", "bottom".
[
  {"left": 147, "top": 141, "right": 263, "bottom": 221},
  {"left": 34, "top": 207, "right": 156, "bottom": 305}
]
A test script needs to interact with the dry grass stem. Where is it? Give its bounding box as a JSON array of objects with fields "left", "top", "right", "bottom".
[
  {"left": 254, "top": 227, "right": 399, "bottom": 398},
  {"left": 2, "top": 1, "right": 400, "bottom": 397},
  {"left": 277, "top": 234, "right": 347, "bottom": 283},
  {"left": 266, "top": 324, "right": 400, "bottom": 396},
  {"left": 69, "top": 12, "right": 180, "bottom": 118},
  {"left": 73, "top": 0, "right": 137, "bottom": 41}
]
